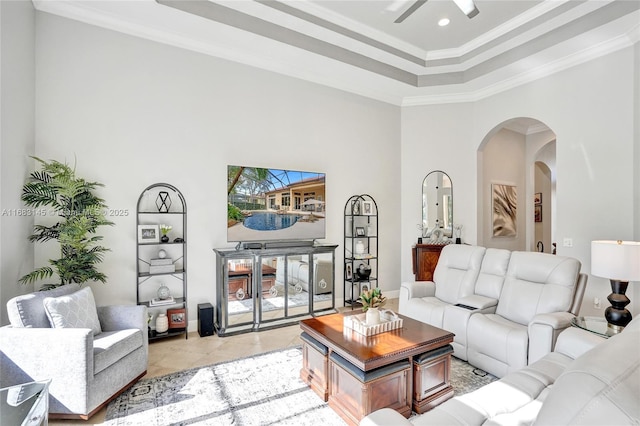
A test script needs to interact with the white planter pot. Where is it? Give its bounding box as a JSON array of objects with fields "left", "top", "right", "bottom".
[{"left": 365, "top": 307, "right": 380, "bottom": 326}]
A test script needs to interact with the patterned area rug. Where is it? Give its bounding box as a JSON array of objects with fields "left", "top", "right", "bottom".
[{"left": 105, "top": 346, "right": 496, "bottom": 426}]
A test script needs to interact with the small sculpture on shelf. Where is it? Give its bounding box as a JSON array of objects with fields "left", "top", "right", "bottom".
[
  {"left": 156, "top": 191, "right": 171, "bottom": 212},
  {"left": 356, "top": 263, "right": 371, "bottom": 280},
  {"left": 157, "top": 284, "right": 171, "bottom": 300}
]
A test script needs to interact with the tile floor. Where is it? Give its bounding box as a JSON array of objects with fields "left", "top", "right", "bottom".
[{"left": 50, "top": 299, "right": 399, "bottom": 425}]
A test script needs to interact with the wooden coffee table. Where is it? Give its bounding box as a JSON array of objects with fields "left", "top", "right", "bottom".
[{"left": 300, "top": 311, "right": 454, "bottom": 425}]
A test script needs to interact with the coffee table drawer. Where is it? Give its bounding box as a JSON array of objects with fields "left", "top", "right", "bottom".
[
  {"left": 328, "top": 352, "right": 411, "bottom": 425},
  {"left": 413, "top": 344, "right": 454, "bottom": 413}
]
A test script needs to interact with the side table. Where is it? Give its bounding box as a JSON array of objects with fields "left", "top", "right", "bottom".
[
  {"left": 0, "top": 380, "right": 50, "bottom": 426},
  {"left": 571, "top": 316, "right": 614, "bottom": 338}
]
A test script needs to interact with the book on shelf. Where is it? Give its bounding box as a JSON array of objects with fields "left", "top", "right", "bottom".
[
  {"left": 150, "top": 258, "right": 173, "bottom": 266},
  {"left": 353, "top": 253, "right": 373, "bottom": 259},
  {"left": 149, "top": 296, "right": 176, "bottom": 306},
  {"left": 149, "top": 264, "right": 176, "bottom": 274}
]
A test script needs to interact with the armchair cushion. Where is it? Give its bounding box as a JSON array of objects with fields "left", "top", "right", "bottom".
[
  {"left": 93, "top": 329, "right": 143, "bottom": 374},
  {"left": 6, "top": 283, "right": 80, "bottom": 328},
  {"left": 43, "top": 286, "right": 102, "bottom": 335}
]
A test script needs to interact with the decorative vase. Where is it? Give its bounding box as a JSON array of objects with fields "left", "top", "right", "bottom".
[
  {"left": 365, "top": 307, "right": 380, "bottom": 326},
  {"left": 161, "top": 235, "right": 169, "bottom": 243},
  {"left": 155, "top": 313, "right": 169, "bottom": 333},
  {"left": 355, "top": 241, "right": 365, "bottom": 255}
]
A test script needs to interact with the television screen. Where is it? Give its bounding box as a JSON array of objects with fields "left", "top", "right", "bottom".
[{"left": 227, "top": 166, "right": 326, "bottom": 243}]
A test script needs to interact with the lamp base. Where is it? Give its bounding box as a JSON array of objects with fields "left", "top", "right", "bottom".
[{"left": 605, "top": 279, "right": 632, "bottom": 331}]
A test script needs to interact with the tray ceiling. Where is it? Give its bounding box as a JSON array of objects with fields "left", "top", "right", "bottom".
[{"left": 33, "top": 0, "right": 640, "bottom": 105}]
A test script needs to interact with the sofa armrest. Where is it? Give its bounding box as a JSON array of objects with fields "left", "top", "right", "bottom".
[
  {"left": 400, "top": 281, "right": 435, "bottom": 299},
  {"left": 97, "top": 305, "right": 147, "bottom": 332},
  {"left": 553, "top": 326, "right": 608, "bottom": 360},
  {"left": 456, "top": 295, "right": 498, "bottom": 311},
  {"left": 399, "top": 281, "right": 436, "bottom": 313},
  {"left": 0, "top": 327, "right": 92, "bottom": 388},
  {"left": 360, "top": 408, "right": 413, "bottom": 426},
  {"left": 528, "top": 312, "right": 575, "bottom": 364}
]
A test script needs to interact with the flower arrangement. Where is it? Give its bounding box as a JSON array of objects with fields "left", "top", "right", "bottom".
[
  {"left": 360, "top": 287, "right": 386, "bottom": 312},
  {"left": 160, "top": 224, "right": 172, "bottom": 236}
]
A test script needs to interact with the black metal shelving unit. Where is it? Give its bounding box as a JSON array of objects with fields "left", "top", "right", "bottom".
[
  {"left": 136, "top": 183, "right": 188, "bottom": 341},
  {"left": 343, "top": 194, "right": 378, "bottom": 308}
]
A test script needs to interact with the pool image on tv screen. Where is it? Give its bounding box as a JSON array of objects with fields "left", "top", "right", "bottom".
[{"left": 227, "top": 166, "right": 326, "bottom": 243}]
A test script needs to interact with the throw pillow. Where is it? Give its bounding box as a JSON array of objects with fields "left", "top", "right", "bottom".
[
  {"left": 43, "top": 286, "right": 103, "bottom": 335},
  {"left": 6, "top": 283, "right": 81, "bottom": 328}
]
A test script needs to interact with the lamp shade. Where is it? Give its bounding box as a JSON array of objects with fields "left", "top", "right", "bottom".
[{"left": 591, "top": 240, "right": 640, "bottom": 281}]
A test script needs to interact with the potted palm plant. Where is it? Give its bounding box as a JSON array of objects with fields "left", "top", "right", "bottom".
[{"left": 19, "top": 157, "right": 113, "bottom": 290}]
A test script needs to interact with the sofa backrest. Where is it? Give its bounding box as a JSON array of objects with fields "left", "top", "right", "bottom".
[
  {"left": 433, "top": 245, "right": 486, "bottom": 304},
  {"left": 474, "top": 248, "right": 511, "bottom": 300},
  {"left": 6, "top": 283, "right": 81, "bottom": 328},
  {"left": 534, "top": 319, "right": 640, "bottom": 425},
  {"left": 496, "top": 252, "right": 581, "bottom": 325}
]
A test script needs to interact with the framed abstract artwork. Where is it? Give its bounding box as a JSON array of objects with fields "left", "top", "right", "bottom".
[{"left": 492, "top": 184, "right": 517, "bottom": 237}]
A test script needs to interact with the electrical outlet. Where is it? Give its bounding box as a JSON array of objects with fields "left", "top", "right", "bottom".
[
  {"left": 594, "top": 297, "right": 601, "bottom": 309},
  {"left": 563, "top": 238, "right": 573, "bottom": 247}
]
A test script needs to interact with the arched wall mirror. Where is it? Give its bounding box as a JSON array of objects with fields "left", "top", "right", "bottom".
[{"left": 422, "top": 171, "right": 453, "bottom": 238}]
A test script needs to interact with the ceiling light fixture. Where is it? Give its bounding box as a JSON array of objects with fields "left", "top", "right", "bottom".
[{"left": 438, "top": 18, "right": 450, "bottom": 27}]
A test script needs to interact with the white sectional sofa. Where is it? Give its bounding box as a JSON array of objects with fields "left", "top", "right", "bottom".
[
  {"left": 399, "top": 244, "right": 587, "bottom": 377},
  {"left": 361, "top": 317, "right": 640, "bottom": 425}
]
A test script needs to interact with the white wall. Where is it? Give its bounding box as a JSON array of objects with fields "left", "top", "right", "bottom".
[
  {"left": 402, "top": 46, "right": 638, "bottom": 317},
  {"left": 0, "top": 0, "right": 36, "bottom": 324},
  {"left": 480, "top": 128, "right": 526, "bottom": 250},
  {"left": 32, "top": 12, "right": 401, "bottom": 327}
]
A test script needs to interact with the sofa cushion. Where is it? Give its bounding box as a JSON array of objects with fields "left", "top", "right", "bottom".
[
  {"left": 93, "top": 328, "right": 144, "bottom": 374},
  {"left": 6, "top": 283, "right": 81, "bottom": 328},
  {"left": 43, "top": 286, "right": 102, "bottom": 335},
  {"left": 467, "top": 313, "right": 529, "bottom": 377},
  {"left": 496, "top": 252, "right": 580, "bottom": 325},
  {"left": 474, "top": 248, "right": 511, "bottom": 300},
  {"left": 433, "top": 245, "right": 485, "bottom": 304}
]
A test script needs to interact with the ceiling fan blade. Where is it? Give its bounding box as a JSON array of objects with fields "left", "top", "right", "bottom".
[
  {"left": 394, "top": 0, "right": 428, "bottom": 23},
  {"left": 452, "top": 0, "right": 479, "bottom": 18}
]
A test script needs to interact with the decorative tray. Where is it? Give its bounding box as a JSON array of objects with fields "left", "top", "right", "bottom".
[{"left": 343, "top": 310, "right": 403, "bottom": 336}]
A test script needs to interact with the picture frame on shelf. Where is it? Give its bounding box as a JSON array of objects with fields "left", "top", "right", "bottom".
[
  {"left": 345, "top": 264, "right": 353, "bottom": 281},
  {"left": 355, "top": 226, "right": 366, "bottom": 237},
  {"left": 138, "top": 225, "right": 160, "bottom": 243},
  {"left": 168, "top": 308, "right": 186, "bottom": 328},
  {"left": 362, "top": 200, "right": 373, "bottom": 215},
  {"left": 351, "top": 199, "right": 361, "bottom": 215}
]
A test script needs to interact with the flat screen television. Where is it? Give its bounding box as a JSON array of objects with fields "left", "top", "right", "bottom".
[{"left": 227, "top": 165, "right": 326, "bottom": 243}]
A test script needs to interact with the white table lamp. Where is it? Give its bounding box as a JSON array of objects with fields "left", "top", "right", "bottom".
[{"left": 591, "top": 240, "right": 640, "bottom": 332}]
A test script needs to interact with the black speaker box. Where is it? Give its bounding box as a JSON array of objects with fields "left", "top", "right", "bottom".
[{"left": 197, "top": 303, "right": 214, "bottom": 337}]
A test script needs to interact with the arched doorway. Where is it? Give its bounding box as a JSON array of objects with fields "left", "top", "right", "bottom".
[{"left": 477, "top": 118, "right": 556, "bottom": 252}]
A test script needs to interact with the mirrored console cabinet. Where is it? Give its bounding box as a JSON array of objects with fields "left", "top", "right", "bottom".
[{"left": 213, "top": 244, "right": 337, "bottom": 336}]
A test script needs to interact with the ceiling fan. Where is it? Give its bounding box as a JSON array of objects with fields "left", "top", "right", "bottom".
[{"left": 394, "top": 0, "right": 479, "bottom": 23}]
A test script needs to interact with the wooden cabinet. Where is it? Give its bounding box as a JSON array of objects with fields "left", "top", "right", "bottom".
[{"left": 412, "top": 244, "right": 445, "bottom": 281}]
